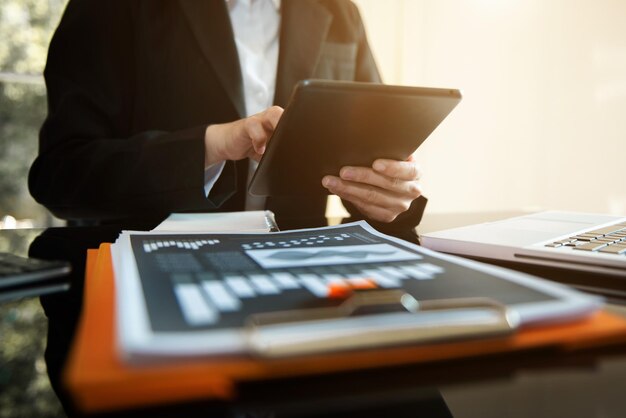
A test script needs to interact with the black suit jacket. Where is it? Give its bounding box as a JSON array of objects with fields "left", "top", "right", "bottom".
[{"left": 29, "top": 0, "right": 426, "bottom": 236}]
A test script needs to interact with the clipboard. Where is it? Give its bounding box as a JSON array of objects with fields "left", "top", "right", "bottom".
[
  {"left": 63, "top": 244, "right": 626, "bottom": 412},
  {"left": 246, "top": 292, "right": 518, "bottom": 357},
  {"left": 112, "top": 221, "right": 605, "bottom": 359}
]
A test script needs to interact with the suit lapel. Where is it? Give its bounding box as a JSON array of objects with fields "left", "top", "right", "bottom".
[
  {"left": 177, "top": 0, "right": 246, "bottom": 118},
  {"left": 274, "top": 0, "right": 332, "bottom": 106}
]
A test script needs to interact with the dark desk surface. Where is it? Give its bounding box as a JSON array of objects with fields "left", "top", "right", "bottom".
[{"left": 1, "top": 214, "right": 625, "bottom": 418}]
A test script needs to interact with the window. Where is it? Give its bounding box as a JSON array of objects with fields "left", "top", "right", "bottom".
[{"left": 0, "top": 0, "right": 68, "bottom": 228}]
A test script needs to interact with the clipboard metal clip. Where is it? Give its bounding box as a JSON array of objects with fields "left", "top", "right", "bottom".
[{"left": 245, "top": 290, "right": 520, "bottom": 357}]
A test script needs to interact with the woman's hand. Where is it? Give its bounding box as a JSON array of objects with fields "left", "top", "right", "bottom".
[
  {"left": 322, "top": 154, "right": 423, "bottom": 223},
  {"left": 203, "top": 106, "right": 284, "bottom": 167}
]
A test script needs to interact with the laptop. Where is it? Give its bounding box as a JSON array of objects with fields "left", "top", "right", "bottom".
[{"left": 421, "top": 211, "right": 626, "bottom": 281}]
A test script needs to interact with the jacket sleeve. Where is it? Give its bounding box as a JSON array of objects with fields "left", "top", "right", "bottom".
[{"left": 28, "top": 0, "right": 236, "bottom": 222}]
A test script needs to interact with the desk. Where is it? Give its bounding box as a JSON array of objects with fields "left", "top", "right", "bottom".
[{"left": 1, "top": 213, "right": 625, "bottom": 418}]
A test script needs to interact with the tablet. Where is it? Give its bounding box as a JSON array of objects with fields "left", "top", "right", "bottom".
[{"left": 249, "top": 80, "right": 462, "bottom": 196}]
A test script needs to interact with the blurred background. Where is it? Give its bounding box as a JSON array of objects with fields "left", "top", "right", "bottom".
[
  {"left": 1, "top": 3, "right": 67, "bottom": 413},
  {"left": 355, "top": 0, "right": 626, "bottom": 217},
  {"left": 0, "top": 0, "right": 66, "bottom": 229},
  {"left": 1, "top": 0, "right": 625, "bottom": 229}
]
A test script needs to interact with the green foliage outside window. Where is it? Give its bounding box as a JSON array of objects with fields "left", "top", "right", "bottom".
[
  {"left": 1, "top": 2, "right": 69, "bottom": 417},
  {"left": 0, "top": 0, "right": 67, "bottom": 226}
]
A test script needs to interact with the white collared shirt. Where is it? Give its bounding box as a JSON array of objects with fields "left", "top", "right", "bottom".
[
  {"left": 228, "top": 0, "right": 281, "bottom": 117},
  {"left": 204, "top": 0, "right": 281, "bottom": 210}
]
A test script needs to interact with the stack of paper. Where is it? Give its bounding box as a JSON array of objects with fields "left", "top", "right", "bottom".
[
  {"left": 62, "top": 221, "right": 626, "bottom": 413},
  {"left": 110, "top": 221, "right": 603, "bottom": 360},
  {"left": 152, "top": 210, "right": 277, "bottom": 233}
]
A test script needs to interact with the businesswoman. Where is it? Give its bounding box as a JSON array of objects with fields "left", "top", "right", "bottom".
[{"left": 29, "top": 0, "right": 426, "bottom": 241}]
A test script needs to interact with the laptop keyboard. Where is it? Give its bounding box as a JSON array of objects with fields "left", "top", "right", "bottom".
[{"left": 544, "top": 221, "right": 626, "bottom": 255}]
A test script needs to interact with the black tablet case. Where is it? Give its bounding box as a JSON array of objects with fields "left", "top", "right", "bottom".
[{"left": 249, "top": 80, "right": 461, "bottom": 196}]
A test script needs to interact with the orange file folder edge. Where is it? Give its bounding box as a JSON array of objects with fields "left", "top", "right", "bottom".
[{"left": 64, "top": 244, "right": 626, "bottom": 412}]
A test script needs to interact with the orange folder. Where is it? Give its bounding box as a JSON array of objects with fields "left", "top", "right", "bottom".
[{"left": 64, "top": 244, "right": 626, "bottom": 412}]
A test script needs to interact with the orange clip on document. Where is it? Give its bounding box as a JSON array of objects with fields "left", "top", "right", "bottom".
[{"left": 64, "top": 244, "right": 626, "bottom": 413}]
